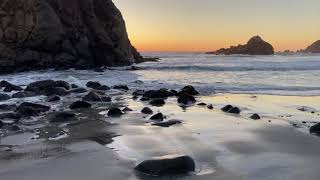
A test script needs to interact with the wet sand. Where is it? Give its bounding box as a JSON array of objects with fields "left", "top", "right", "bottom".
[{"left": 1, "top": 93, "right": 320, "bottom": 180}]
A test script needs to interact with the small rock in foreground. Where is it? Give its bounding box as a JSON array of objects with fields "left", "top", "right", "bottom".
[
  {"left": 135, "top": 155, "right": 195, "bottom": 176},
  {"left": 150, "top": 113, "right": 164, "bottom": 121},
  {"left": 177, "top": 94, "right": 196, "bottom": 105},
  {"left": 141, "top": 107, "right": 153, "bottom": 114},
  {"left": 250, "top": 113, "right": 261, "bottom": 120},
  {"left": 107, "top": 108, "right": 123, "bottom": 117}
]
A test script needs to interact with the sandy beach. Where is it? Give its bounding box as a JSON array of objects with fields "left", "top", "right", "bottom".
[{"left": 1, "top": 90, "right": 320, "bottom": 180}]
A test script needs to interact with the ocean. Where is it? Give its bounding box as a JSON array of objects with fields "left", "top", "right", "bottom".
[{"left": 1, "top": 52, "right": 319, "bottom": 96}]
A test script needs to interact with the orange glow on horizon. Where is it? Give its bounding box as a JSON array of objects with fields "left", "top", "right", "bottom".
[{"left": 114, "top": 0, "right": 320, "bottom": 52}]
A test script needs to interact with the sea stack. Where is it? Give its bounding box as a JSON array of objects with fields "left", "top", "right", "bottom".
[
  {"left": 208, "top": 36, "right": 274, "bottom": 55},
  {"left": 0, "top": 0, "right": 141, "bottom": 74},
  {"left": 305, "top": 40, "right": 320, "bottom": 53}
]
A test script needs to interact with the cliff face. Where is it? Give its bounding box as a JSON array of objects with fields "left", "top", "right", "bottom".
[
  {"left": 305, "top": 40, "right": 320, "bottom": 53},
  {"left": 0, "top": 0, "right": 138, "bottom": 74},
  {"left": 209, "top": 36, "right": 274, "bottom": 55}
]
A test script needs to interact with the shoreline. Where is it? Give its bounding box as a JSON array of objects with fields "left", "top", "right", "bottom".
[{"left": 0, "top": 76, "right": 320, "bottom": 179}]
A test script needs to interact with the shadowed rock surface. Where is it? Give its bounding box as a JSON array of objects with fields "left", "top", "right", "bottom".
[
  {"left": 0, "top": 0, "right": 141, "bottom": 74},
  {"left": 208, "top": 36, "right": 274, "bottom": 55},
  {"left": 135, "top": 155, "right": 195, "bottom": 176},
  {"left": 305, "top": 40, "right": 320, "bottom": 53}
]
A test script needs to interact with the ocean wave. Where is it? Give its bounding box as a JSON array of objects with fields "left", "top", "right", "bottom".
[{"left": 137, "top": 65, "right": 320, "bottom": 72}]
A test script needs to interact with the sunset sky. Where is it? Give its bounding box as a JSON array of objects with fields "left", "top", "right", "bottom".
[{"left": 113, "top": 0, "right": 320, "bottom": 52}]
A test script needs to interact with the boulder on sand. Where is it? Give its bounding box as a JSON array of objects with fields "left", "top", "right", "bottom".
[
  {"left": 107, "top": 108, "right": 123, "bottom": 117},
  {"left": 250, "top": 113, "right": 261, "bottom": 120},
  {"left": 86, "top": 81, "right": 102, "bottom": 89},
  {"left": 149, "top": 99, "right": 166, "bottom": 107},
  {"left": 17, "top": 102, "right": 50, "bottom": 116},
  {"left": 135, "top": 155, "right": 195, "bottom": 176},
  {"left": 141, "top": 107, "right": 153, "bottom": 114},
  {"left": 150, "top": 113, "right": 164, "bottom": 121},
  {"left": 177, "top": 94, "right": 196, "bottom": 105},
  {"left": 310, "top": 123, "right": 320, "bottom": 135},
  {"left": 178, "top": 86, "right": 199, "bottom": 96},
  {"left": 143, "top": 89, "right": 174, "bottom": 99}
]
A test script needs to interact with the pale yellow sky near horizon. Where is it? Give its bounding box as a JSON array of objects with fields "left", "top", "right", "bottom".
[{"left": 113, "top": 0, "right": 320, "bottom": 52}]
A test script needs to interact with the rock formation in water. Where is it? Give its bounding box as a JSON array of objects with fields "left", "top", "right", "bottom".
[
  {"left": 0, "top": 0, "right": 141, "bottom": 74},
  {"left": 207, "top": 36, "right": 274, "bottom": 55},
  {"left": 305, "top": 40, "right": 320, "bottom": 53}
]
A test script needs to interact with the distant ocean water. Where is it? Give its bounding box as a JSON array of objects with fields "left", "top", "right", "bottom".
[
  {"left": 1, "top": 52, "right": 319, "bottom": 96},
  {"left": 137, "top": 52, "right": 320, "bottom": 96}
]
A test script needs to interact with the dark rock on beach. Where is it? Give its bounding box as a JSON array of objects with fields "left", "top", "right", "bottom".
[
  {"left": 208, "top": 36, "right": 274, "bottom": 55},
  {"left": 44, "top": 87, "right": 70, "bottom": 96},
  {"left": 107, "top": 108, "right": 123, "bottom": 117},
  {"left": 0, "top": 93, "right": 10, "bottom": 101},
  {"left": 0, "top": 104, "right": 16, "bottom": 111},
  {"left": 12, "top": 91, "right": 37, "bottom": 98},
  {"left": 310, "top": 123, "right": 320, "bottom": 135},
  {"left": 197, "top": 103, "right": 207, "bottom": 106},
  {"left": 0, "top": 0, "right": 141, "bottom": 74},
  {"left": 17, "top": 102, "right": 50, "bottom": 116},
  {"left": 69, "top": 88, "right": 87, "bottom": 94},
  {"left": 150, "top": 99, "right": 166, "bottom": 107},
  {"left": 71, "top": 84, "right": 79, "bottom": 89},
  {"left": 177, "top": 94, "right": 196, "bottom": 105},
  {"left": 0, "top": 113, "right": 21, "bottom": 121},
  {"left": 47, "top": 95, "right": 61, "bottom": 102},
  {"left": 122, "top": 107, "right": 133, "bottom": 112},
  {"left": 228, "top": 107, "right": 241, "bottom": 114},
  {"left": 82, "top": 92, "right": 102, "bottom": 102},
  {"left": 26, "top": 80, "right": 57, "bottom": 94},
  {"left": 150, "top": 113, "right": 164, "bottom": 121},
  {"left": 143, "top": 89, "right": 174, "bottom": 99},
  {"left": 135, "top": 155, "right": 195, "bottom": 176},
  {"left": 48, "top": 112, "right": 78, "bottom": 123},
  {"left": 178, "top": 86, "right": 199, "bottom": 96},
  {"left": 55, "top": 81, "right": 70, "bottom": 90},
  {"left": 141, "top": 107, "right": 153, "bottom": 114},
  {"left": 250, "top": 113, "right": 261, "bottom": 120},
  {"left": 133, "top": 90, "right": 145, "bottom": 96},
  {"left": 152, "top": 120, "right": 182, "bottom": 127},
  {"left": 70, "top": 101, "right": 91, "bottom": 110},
  {"left": 86, "top": 82, "right": 102, "bottom": 89},
  {"left": 221, "top": 105, "right": 233, "bottom": 112},
  {"left": 0, "top": 81, "right": 23, "bottom": 92},
  {"left": 207, "top": 104, "right": 214, "bottom": 109}
]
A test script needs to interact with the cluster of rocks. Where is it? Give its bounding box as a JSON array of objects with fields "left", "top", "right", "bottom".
[
  {"left": 207, "top": 36, "right": 274, "bottom": 55},
  {"left": 0, "top": 0, "right": 144, "bottom": 74},
  {"left": 0, "top": 79, "right": 122, "bottom": 132}
]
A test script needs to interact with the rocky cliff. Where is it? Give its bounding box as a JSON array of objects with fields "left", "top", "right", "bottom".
[
  {"left": 208, "top": 36, "right": 274, "bottom": 55},
  {"left": 0, "top": 0, "right": 139, "bottom": 74},
  {"left": 305, "top": 40, "right": 320, "bottom": 53}
]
